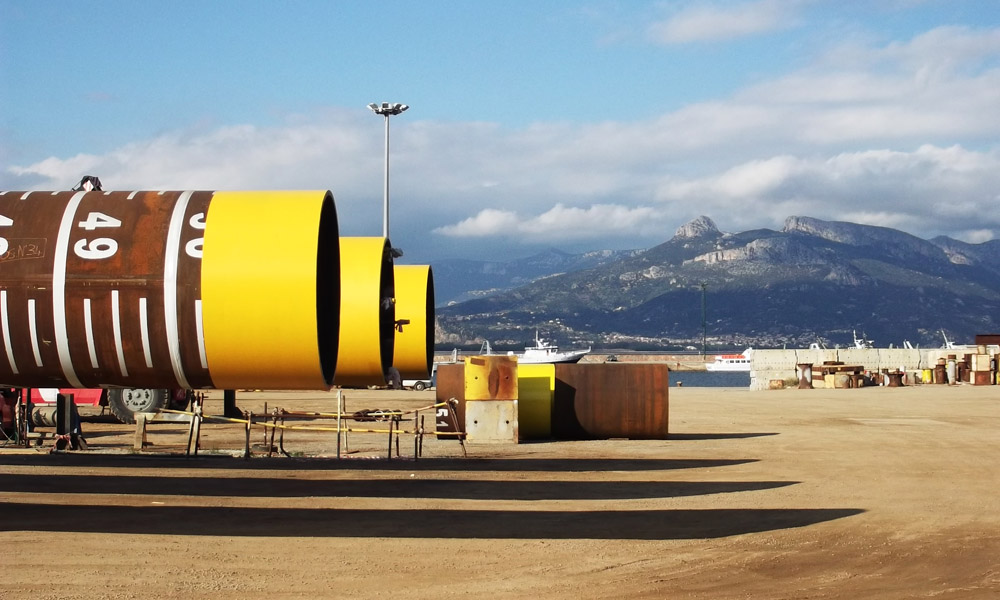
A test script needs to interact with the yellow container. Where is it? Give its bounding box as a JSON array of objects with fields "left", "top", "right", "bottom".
[
  {"left": 921, "top": 369, "right": 933, "bottom": 384},
  {"left": 516, "top": 363, "right": 554, "bottom": 440}
]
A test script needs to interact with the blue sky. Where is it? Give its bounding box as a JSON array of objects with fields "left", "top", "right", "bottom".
[{"left": 3, "top": 0, "right": 1000, "bottom": 264}]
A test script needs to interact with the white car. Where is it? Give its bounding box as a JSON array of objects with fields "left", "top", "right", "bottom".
[
  {"left": 402, "top": 379, "right": 431, "bottom": 391},
  {"left": 402, "top": 363, "right": 439, "bottom": 391}
]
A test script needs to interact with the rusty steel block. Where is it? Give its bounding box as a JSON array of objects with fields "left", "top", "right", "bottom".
[
  {"left": 973, "top": 371, "right": 993, "bottom": 386},
  {"left": 435, "top": 362, "right": 465, "bottom": 435},
  {"left": 553, "top": 363, "right": 669, "bottom": 440}
]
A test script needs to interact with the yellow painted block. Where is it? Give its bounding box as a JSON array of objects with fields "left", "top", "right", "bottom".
[
  {"left": 517, "top": 363, "right": 554, "bottom": 440},
  {"left": 464, "top": 355, "right": 518, "bottom": 400}
]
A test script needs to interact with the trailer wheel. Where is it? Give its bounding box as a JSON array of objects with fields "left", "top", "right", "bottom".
[
  {"left": 107, "top": 388, "right": 171, "bottom": 424},
  {"left": 412, "top": 381, "right": 427, "bottom": 391},
  {"left": 168, "top": 389, "right": 194, "bottom": 411}
]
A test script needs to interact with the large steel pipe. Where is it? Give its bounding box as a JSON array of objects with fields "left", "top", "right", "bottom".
[
  {"left": 392, "top": 265, "right": 434, "bottom": 379},
  {"left": 0, "top": 190, "right": 340, "bottom": 390},
  {"left": 334, "top": 237, "right": 395, "bottom": 387}
]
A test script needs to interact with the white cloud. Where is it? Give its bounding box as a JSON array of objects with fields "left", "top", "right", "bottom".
[
  {"left": 8, "top": 118, "right": 372, "bottom": 192},
  {"left": 434, "top": 209, "right": 521, "bottom": 237},
  {"left": 435, "top": 204, "right": 664, "bottom": 242},
  {"left": 647, "top": 0, "right": 801, "bottom": 44},
  {"left": 960, "top": 229, "right": 995, "bottom": 244},
  {"left": 653, "top": 145, "right": 1000, "bottom": 240},
  {"left": 6, "top": 25, "right": 1000, "bottom": 256}
]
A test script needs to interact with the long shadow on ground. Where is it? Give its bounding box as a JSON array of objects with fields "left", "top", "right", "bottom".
[
  {"left": 668, "top": 432, "right": 779, "bottom": 440},
  {"left": 0, "top": 454, "right": 758, "bottom": 472},
  {"left": 1, "top": 502, "right": 864, "bottom": 539},
  {"left": 0, "top": 473, "right": 795, "bottom": 500}
]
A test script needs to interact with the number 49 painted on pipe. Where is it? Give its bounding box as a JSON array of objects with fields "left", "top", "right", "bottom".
[{"left": 74, "top": 211, "right": 121, "bottom": 260}]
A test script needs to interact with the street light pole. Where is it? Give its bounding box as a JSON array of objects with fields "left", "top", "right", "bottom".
[
  {"left": 367, "top": 102, "right": 408, "bottom": 239},
  {"left": 700, "top": 282, "right": 707, "bottom": 357}
]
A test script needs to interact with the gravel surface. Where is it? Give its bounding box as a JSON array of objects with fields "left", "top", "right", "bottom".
[{"left": 2, "top": 385, "right": 998, "bottom": 599}]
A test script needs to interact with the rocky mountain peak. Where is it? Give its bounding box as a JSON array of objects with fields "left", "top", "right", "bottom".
[
  {"left": 783, "top": 215, "right": 945, "bottom": 260},
  {"left": 674, "top": 216, "right": 720, "bottom": 239}
]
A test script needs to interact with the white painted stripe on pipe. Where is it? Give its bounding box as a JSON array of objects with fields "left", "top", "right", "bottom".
[
  {"left": 1, "top": 291, "right": 18, "bottom": 374},
  {"left": 139, "top": 297, "right": 153, "bottom": 368},
  {"left": 83, "top": 298, "right": 99, "bottom": 368},
  {"left": 53, "top": 191, "right": 85, "bottom": 387},
  {"left": 195, "top": 299, "right": 207, "bottom": 369},
  {"left": 164, "top": 191, "right": 193, "bottom": 389},
  {"left": 112, "top": 290, "right": 128, "bottom": 377},
  {"left": 28, "top": 299, "right": 42, "bottom": 368}
]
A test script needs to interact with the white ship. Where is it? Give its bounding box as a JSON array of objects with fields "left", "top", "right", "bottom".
[
  {"left": 705, "top": 348, "right": 753, "bottom": 372},
  {"left": 480, "top": 332, "right": 591, "bottom": 364}
]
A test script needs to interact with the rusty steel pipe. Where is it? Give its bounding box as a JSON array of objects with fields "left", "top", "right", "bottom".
[{"left": 0, "top": 190, "right": 340, "bottom": 390}]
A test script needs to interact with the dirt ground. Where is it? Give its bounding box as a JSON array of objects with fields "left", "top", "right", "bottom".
[{"left": 2, "top": 383, "right": 999, "bottom": 599}]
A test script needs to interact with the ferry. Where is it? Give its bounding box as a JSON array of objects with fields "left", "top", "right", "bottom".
[{"left": 705, "top": 348, "right": 753, "bottom": 372}]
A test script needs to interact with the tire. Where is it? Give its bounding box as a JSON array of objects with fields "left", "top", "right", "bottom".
[
  {"left": 168, "top": 389, "right": 194, "bottom": 411},
  {"left": 412, "top": 381, "right": 427, "bottom": 391},
  {"left": 106, "top": 388, "right": 171, "bottom": 424}
]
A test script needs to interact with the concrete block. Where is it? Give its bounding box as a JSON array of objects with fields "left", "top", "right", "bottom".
[
  {"left": 465, "top": 400, "right": 518, "bottom": 443},
  {"left": 837, "top": 349, "right": 878, "bottom": 370},
  {"left": 752, "top": 350, "right": 799, "bottom": 370},
  {"left": 750, "top": 369, "right": 791, "bottom": 390},
  {"left": 922, "top": 350, "right": 954, "bottom": 368},
  {"left": 795, "top": 349, "right": 838, "bottom": 368},
  {"left": 972, "top": 354, "right": 991, "bottom": 372},
  {"left": 878, "top": 349, "right": 921, "bottom": 371}
]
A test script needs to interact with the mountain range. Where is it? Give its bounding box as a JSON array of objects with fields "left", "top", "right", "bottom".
[{"left": 432, "top": 216, "right": 1000, "bottom": 350}]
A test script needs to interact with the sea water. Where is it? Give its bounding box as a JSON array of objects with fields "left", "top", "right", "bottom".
[{"left": 669, "top": 371, "right": 751, "bottom": 388}]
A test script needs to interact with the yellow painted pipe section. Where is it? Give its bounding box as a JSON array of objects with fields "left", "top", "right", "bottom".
[
  {"left": 334, "top": 237, "right": 395, "bottom": 387},
  {"left": 202, "top": 191, "right": 339, "bottom": 389},
  {"left": 392, "top": 265, "right": 435, "bottom": 379}
]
